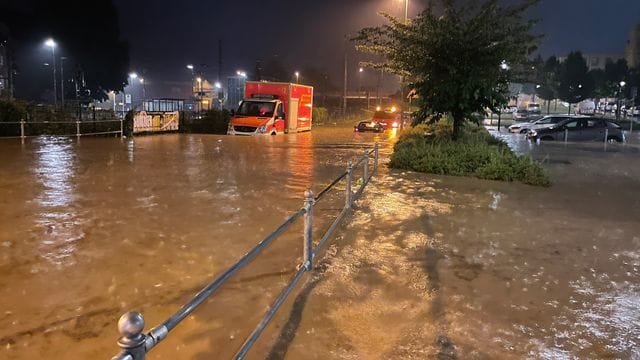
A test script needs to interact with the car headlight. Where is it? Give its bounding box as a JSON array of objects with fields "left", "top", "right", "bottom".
[
  {"left": 257, "top": 125, "right": 267, "bottom": 133},
  {"left": 392, "top": 122, "right": 399, "bottom": 128}
]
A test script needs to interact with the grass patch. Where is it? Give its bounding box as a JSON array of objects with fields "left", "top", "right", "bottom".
[{"left": 390, "top": 120, "right": 551, "bottom": 186}]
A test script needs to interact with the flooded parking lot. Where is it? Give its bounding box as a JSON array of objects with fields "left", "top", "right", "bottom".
[{"left": 1, "top": 127, "right": 639, "bottom": 359}]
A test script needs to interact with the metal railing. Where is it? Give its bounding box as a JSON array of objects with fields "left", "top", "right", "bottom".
[
  {"left": 0, "top": 119, "right": 124, "bottom": 139},
  {"left": 111, "top": 143, "right": 380, "bottom": 360}
]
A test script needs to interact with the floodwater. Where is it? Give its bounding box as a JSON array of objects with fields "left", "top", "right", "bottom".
[
  {"left": 1, "top": 126, "right": 639, "bottom": 359},
  {"left": 0, "top": 127, "right": 395, "bottom": 359}
]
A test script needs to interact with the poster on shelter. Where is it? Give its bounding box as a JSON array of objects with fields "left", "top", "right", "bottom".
[{"left": 133, "top": 111, "right": 179, "bottom": 133}]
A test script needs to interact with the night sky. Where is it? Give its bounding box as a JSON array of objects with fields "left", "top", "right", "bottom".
[
  {"left": 112, "top": 0, "right": 640, "bottom": 88},
  {"left": 5, "top": 0, "right": 640, "bottom": 99}
]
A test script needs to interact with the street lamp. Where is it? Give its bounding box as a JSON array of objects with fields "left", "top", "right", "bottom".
[
  {"left": 617, "top": 81, "right": 626, "bottom": 120},
  {"left": 236, "top": 70, "right": 247, "bottom": 78},
  {"left": 139, "top": 78, "right": 146, "bottom": 103},
  {"left": 45, "top": 38, "right": 57, "bottom": 107},
  {"left": 295, "top": 71, "right": 300, "bottom": 83},
  {"left": 186, "top": 64, "right": 194, "bottom": 71}
]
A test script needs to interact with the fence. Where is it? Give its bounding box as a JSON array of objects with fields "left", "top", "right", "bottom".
[
  {"left": 111, "top": 143, "right": 380, "bottom": 360},
  {"left": 0, "top": 119, "right": 124, "bottom": 139}
]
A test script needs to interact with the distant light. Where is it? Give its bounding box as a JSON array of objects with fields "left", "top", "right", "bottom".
[
  {"left": 390, "top": 106, "right": 397, "bottom": 112},
  {"left": 214, "top": 82, "right": 221, "bottom": 89},
  {"left": 44, "top": 38, "right": 56, "bottom": 48},
  {"left": 500, "top": 60, "right": 510, "bottom": 70},
  {"left": 620, "top": 81, "right": 626, "bottom": 87},
  {"left": 536, "top": 84, "right": 541, "bottom": 88},
  {"left": 359, "top": 68, "right": 364, "bottom": 73},
  {"left": 295, "top": 71, "right": 300, "bottom": 76},
  {"left": 139, "top": 78, "right": 145, "bottom": 84},
  {"left": 196, "top": 77, "right": 202, "bottom": 83},
  {"left": 43, "top": 62, "right": 50, "bottom": 66},
  {"left": 578, "top": 84, "right": 582, "bottom": 88},
  {"left": 186, "top": 64, "right": 194, "bottom": 70},
  {"left": 376, "top": 106, "right": 381, "bottom": 111},
  {"left": 129, "top": 72, "right": 138, "bottom": 79},
  {"left": 236, "top": 71, "right": 247, "bottom": 78}
]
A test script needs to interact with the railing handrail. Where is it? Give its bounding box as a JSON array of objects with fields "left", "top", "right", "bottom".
[
  {"left": 111, "top": 143, "right": 380, "bottom": 360},
  {"left": 0, "top": 118, "right": 124, "bottom": 139}
]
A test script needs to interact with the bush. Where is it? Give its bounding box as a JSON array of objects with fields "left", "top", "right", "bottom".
[
  {"left": 0, "top": 100, "right": 29, "bottom": 123},
  {"left": 390, "top": 120, "right": 551, "bottom": 186},
  {"left": 313, "top": 107, "right": 329, "bottom": 124},
  {"left": 179, "top": 109, "right": 231, "bottom": 134}
]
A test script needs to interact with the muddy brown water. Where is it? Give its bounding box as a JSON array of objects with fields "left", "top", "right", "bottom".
[{"left": 1, "top": 127, "right": 639, "bottom": 359}]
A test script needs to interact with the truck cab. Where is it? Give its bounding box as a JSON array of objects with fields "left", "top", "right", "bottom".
[{"left": 227, "top": 96, "right": 286, "bottom": 135}]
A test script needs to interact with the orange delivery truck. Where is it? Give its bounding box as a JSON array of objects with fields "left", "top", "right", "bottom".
[{"left": 227, "top": 81, "right": 313, "bottom": 135}]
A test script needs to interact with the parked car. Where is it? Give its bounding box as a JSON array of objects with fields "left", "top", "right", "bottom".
[
  {"left": 354, "top": 120, "right": 384, "bottom": 133},
  {"left": 605, "top": 102, "right": 616, "bottom": 113},
  {"left": 527, "top": 118, "right": 625, "bottom": 142},
  {"left": 513, "top": 109, "right": 529, "bottom": 121},
  {"left": 527, "top": 103, "right": 541, "bottom": 115},
  {"left": 509, "top": 115, "right": 573, "bottom": 134},
  {"left": 626, "top": 105, "right": 640, "bottom": 117}
]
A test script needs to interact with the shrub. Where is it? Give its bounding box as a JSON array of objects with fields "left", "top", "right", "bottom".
[
  {"left": 179, "top": 109, "right": 231, "bottom": 134},
  {"left": 313, "top": 107, "right": 329, "bottom": 124},
  {"left": 391, "top": 120, "right": 551, "bottom": 186}
]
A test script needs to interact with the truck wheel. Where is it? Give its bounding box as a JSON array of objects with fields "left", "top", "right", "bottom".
[{"left": 271, "top": 131, "right": 277, "bottom": 136}]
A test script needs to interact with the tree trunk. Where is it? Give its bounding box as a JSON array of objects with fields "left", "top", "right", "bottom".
[{"left": 452, "top": 114, "right": 464, "bottom": 140}]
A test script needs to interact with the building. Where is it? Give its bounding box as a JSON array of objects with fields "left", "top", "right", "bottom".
[
  {"left": 626, "top": 23, "right": 640, "bottom": 69},
  {"left": 226, "top": 75, "right": 246, "bottom": 110}
]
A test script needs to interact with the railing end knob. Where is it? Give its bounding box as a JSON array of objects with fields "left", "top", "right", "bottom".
[
  {"left": 118, "top": 311, "right": 145, "bottom": 339},
  {"left": 304, "top": 189, "right": 314, "bottom": 200}
]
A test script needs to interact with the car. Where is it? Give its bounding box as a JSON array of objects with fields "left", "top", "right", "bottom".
[
  {"left": 371, "top": 110, "right": 400, "bottom": 129},
  {"left": 508, "top": 115, "right": 573, "bottom": 134},
  {"left": 577, "top": 100, "right": 596, "bottom": 115},
  {"left": 605, "top": 102, "right": 616, "bottom": 113},
  {"left": 527, "top": 118, "right": 625, "bottom": 143},
  {"left": 627, "top": 105, "right": 640, "bottom": 117},
  {"left": 354, "top": 120, "right": 384, "bottom": 133},
  {"left": 513, "top": 109, "right": 529, "bottom": 121},
  {"left": 527, "top": 103, "right": 541, "bottom": 115}
]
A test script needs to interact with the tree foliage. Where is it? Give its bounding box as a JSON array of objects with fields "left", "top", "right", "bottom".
[
  {"left": 354, "top": 0, "right": 539, "bottom": 139},
  {"left": 556, "top": 51, "right": 593, "bottom": 107}
]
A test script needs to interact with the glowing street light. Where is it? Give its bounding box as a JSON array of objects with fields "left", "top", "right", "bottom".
[
  {"left": 186, "top": 64, "right": 194, "bottom": 71},
  {"left": 129, "top": 72, "right": 138, "bottom": 80},
  {"left": 214, "top": 82, "right": 221, "bottom": 89},
  {"left": 620, "top": 81, "right": 626, "bottom": 87},
  {"left": 295, "top": 71, "right": 300, "bottom": 83},
  {"left": 236, "top": 70, "right": 247, "bottom": 78},
  {"left": 44, "top": 38, "right": 57, "bottom": 107}
]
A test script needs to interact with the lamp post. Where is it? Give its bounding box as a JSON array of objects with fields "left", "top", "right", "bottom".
[
  {"left": 45, "top": 38, "right": 57, "bottom": 107},
  {"left": 60, "top": 56, "right": 67, "bottom": 108},
  {"left": 139, "top": 78, "right": 146, "bottom": 108},
  {"left": 618, "top": 81, "right": 626, "bottom": 120},
  {"left": 196, "top": 77, "right": 202, "bottom": 114},
  {"left": 295, "top": 71, "right": 300, "bottom": 83}
]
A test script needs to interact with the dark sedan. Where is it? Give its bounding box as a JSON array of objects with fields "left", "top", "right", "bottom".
[
  {"left": 354, "top": 121, "right": 384, "bottom": 133},
  {"left": 527, "top": 118, "right": 625, "bottom": 143}
]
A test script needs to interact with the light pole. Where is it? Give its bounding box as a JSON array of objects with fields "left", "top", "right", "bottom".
[
  {"left": 295, "top": 71, "right": 300, "bottom": 83},
  {"left": 45, "top": 38, "right": 57, "bottom": 107},
  {"left": 618, "top": 81, "right": 626, "bottom": 120},
  {"left": 60, "top": 56, "right": 67, "bottom": 108},
  {"left": 196, "top": 77, "right": 202, "bottom": 114},
  {"left": 139, "top": 78, "right": 146, "bottom": 107}
]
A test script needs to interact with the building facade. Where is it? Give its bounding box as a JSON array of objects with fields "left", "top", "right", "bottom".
[{"left": 626, "top": 23, "right": 640, "bottom": 69}]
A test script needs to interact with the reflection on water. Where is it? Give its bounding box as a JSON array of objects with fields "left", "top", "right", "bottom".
[{"left": 32, "top": 137, "right": 82, "bottom": 268}]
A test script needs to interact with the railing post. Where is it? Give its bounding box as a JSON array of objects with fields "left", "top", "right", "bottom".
[
  {"left": 76, "top": 120, "right": 81, "bottom": 138},
  {"left": 112, "top": 312, "right": 147, "bottom": 360},
  {"left": 564, "top": 128, "right": 568, "bottom": 143},
  {"left": 120, "top": 119, "right": 124, "bottom": 137},
  {"left": 604, "top": 128, "right": 609, "bottom": 144},
  {"left": 373, "top": 143, "right": 379, "bottom": 172},
  {"left": 303, "top": 190, "right": 314, "bottom": 271},
  {"left": 20, "top": 120, "right": 25, "bottom": 139},
  {"left": 363, "top": 150, "right": 369, "bottom": 185},
  {"left": 345, "top": 161, "right": 353, "bottom": 209}
]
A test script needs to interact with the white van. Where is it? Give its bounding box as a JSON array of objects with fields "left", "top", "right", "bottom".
[{"left": 577, "top": 100, "right": 595, "bottom": 115}]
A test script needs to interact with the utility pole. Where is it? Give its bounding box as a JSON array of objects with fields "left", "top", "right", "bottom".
[
  {"left": 343, "top": 35, "right": 348, "bottom": 116},
  {"left": 60, "top": 57, "right": 66, "bottom": 109}
]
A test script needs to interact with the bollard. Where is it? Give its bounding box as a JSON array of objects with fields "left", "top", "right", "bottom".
[
  {"left": 373, "top": 143, "right": 379, "bottom": 173},
  {"left": 604, "top": 128, "right": 609, "bottom": 144},
  {"left": 76, "top": 121, "right": 81, "bottom": 138},
  {"left": 303, "top": 190, "right": 314, "bottom": 271},
  {"left": 564, "top": 128, "right": 568, "bottom": 143},
  {"left": 20, "top": 120, "right": 25, "bottom": 139},
  {"left": 363, "top": 150, "right": 369, "bottom": 185},
  {"left": 113, "top": 312, "right": 147, "bottom": 360},
  {"left": 345, "top": 161, "right": 353, "bottom": 209}
]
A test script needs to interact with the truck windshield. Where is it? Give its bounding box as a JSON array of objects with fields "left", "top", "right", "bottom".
[{"left": 237, "top": 101, "right": 276, "bottom": 117}]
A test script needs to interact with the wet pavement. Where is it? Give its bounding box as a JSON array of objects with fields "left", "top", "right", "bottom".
[{"left": 1, "top": 125, "right": 639, "bottom": 359}]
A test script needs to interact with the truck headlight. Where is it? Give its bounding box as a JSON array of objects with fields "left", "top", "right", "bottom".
[{"left": 257, "top": 125, "right": 267, "bottom": 133}]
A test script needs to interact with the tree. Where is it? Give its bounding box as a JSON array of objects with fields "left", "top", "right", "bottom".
[
  {"left": 354, "top": 0, "right": 539, "bottom": 139},
  {"left": 536, "top": 56, "right": 560, "bottom": 114},
  {"left": 556, "top": 52, "right": 593, "bottom": 114}
]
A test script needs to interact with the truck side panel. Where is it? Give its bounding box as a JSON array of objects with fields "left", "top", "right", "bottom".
[{"left": 290, "top": 84, "right": 313, "bottom": 131}]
